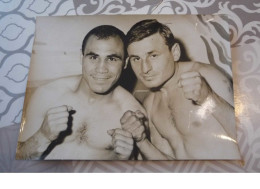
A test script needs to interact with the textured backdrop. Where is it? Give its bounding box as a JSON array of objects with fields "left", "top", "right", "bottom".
[{"left": 0, "top": 0, "right": 260, "bottom": 172}]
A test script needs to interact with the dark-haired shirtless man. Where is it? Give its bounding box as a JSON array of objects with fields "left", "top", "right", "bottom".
[
  {"left": 122, "top": 19, "right": 241, "bottom": 160},
  {"left": 16, "top": 25, "right": 144, "bottom": 160}
]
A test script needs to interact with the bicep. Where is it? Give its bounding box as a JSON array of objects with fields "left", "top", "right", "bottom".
[{"left": 199, "top": 65, "right": 234, "bottom": 107}]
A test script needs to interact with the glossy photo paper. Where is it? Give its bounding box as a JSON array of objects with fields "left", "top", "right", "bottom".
[{"left": 16, "top": 15, "right": 241, "bottom": 160}]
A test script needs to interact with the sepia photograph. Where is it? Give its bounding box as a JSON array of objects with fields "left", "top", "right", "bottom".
[{"left": 15, "top": 15, "right": 241, "bottom": 160}]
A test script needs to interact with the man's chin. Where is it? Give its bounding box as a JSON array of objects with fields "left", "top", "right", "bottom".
[
  {"left": 92, "top": 88, "right": 111, "bottom": 95},
  {"left": 90, "top": 83, "right": 117, "bottom": 95},
  {"left": 141, "top": 80, "right": 166, "bottom": 91},
  {"left": 142, "top": 80, "right": 159, "bottom": 89}
]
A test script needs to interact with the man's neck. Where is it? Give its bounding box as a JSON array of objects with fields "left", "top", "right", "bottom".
[{"left": 161, "top": 62, "right": 180, "bottom": 92}]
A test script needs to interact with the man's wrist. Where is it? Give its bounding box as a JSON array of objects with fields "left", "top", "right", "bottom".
[
  {"left": 136, "top": 137, "right": 148, "bottom": 149},
  {"left": 195, "top": 84, "right": 213, "bottom": 106},
  {"left": 35, "top": 130, "right": 51, "bottom": 153}
]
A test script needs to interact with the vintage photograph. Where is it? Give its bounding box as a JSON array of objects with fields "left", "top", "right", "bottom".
[{"left": 15, "top": 15, "right": 241, "bottom": 160}]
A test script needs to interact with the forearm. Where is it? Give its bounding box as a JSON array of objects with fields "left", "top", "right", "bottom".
[
  {"left": 16, "top": 130, "right": 51, "bottom": 160},
  {"left": 208, "top": 92, "right": 237, "bottom": 139},
  {"left": 136, "top": 138, "right": 175, "bottom": 160}
]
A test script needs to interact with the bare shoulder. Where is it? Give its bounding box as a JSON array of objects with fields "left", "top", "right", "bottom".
[
  {"left": 178, "top": 61, "right": 206, "bottom": 73},
  {"left": 193, "top": 62, "right": 232, "bottom": 88},
  {"left": 179, "top": 61, "right": 228, "bottom": 77},
  {"left": 19, "top": 75, "right": 81, "bottom": 141},
  {"left": 39, "top": 75, "right": 81, "bottom": 93},
  {"left": 113, "top": 86, "right": 145, "bottom": 113},
  {"left": 34, "top": 75, "right": 80, "bottom": 99}
]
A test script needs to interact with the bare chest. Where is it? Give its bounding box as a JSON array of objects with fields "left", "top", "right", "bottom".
[
  {"left": 150, "top": 89, "right": 220, "bottom": 137},
  {"left": 70, "top": 107, "right": 121, "bottom": 148},
  {"left": 50, "top": 95, "right": 123, "bottom": 150}
]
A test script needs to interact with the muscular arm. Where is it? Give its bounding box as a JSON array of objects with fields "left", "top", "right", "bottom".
[
  {"left": 135, "top": 95, "right": 176, "bottom": 160},
  {"left": 16, "top": 130, "right": 51, "bottom": 160},
  {"left": 199, "top": 64, "right": 237, "bottom": 139},
  {"left": 16, "top": 87, "right": 51, "bottom": 159},
  {"left": 135, "top": 138, "right": 175, "bottom": 160},
  {"left": 16, "top": 83, "right": 71, "bottom": 159},
  {"left": 179, "top": 63, "right": 237, "bottom": 139},
  {"left": 203, "top": 87, "right": 237, "bottom": 140}
]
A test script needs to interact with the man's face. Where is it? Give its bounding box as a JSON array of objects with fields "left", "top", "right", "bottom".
[
  {"left": 82, "top": 35, "right": 124, "bottom": 94},
  {"left": 127, "top": 33, "right": 176, "bottom": 89}
]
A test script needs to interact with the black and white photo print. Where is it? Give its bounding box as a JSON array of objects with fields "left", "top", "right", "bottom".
[{"left": 16, "top": 15, "right": 241, "bottom": 160}]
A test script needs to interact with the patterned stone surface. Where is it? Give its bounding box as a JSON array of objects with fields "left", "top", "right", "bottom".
[{"left": 0, "top": 0, "right": 260, "bottom": 172}]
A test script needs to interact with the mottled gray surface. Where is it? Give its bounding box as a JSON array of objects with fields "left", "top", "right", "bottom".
[{"left": 1, "top": 0, "right": 260, "bottom": 172}]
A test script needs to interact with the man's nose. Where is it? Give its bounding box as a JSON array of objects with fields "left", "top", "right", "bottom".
[
  {"left": 95, "top": 59, "right": 108, "bottom": 73},
  {"left": 141, "top": 59, "right": 152, "bottom": 74}
]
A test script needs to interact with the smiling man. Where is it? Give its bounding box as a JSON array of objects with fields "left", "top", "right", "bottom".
[
  {"left": 122, "top": 19, "right": 241, "bottom": 160},
  {"left": 16, "top": 25, "right": 144, "bottom": 160}
]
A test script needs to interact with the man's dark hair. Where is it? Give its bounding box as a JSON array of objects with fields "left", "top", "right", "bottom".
[
  {"left": 126, "top": 19, "right": 175, "bottom": 50},
  {"left": 81, "top": 25, "right": 126, "bottom": 58}
]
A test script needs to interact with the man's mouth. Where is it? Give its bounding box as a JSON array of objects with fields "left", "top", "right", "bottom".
[
  {"left": 91, "top": 75, "right": 111, "bottom": 81},
  {"left": 142, "top": 75, "right": 156, "bottom": 81}
]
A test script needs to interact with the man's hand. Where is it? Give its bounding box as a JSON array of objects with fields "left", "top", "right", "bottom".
[
  {"left": 107, "top": 129, "right": 134, "bottom": 160},
  {"left": 178, "top": 71, "right": 212, "bottom": 105},
  {"left": 41, "top": 105, "right": 73, "bottom": 141},
  {"left": 120, "top": 110, "right": 147, "bottom": 143}
]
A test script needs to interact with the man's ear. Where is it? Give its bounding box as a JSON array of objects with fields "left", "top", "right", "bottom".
[
  {"left": 171, "top": 43, "right": 181, "bottom": 62},
  {"left": 80, "top": 51, "right": 84, "bottom": 64},
  {"left": 124, "top": 57, "right": 130, "bottom": 69}
]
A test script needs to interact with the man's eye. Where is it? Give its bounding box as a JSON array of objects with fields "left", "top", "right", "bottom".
[
  {"left": 150, "top": 54, "right": 158, "bottom": 58},
  {"left": 131, "top": 57, "right": 141, "bottom": 63},
  {"left": 89, "top": 55, "right": 98, "bottom": 60},
  {"left": 108, "top": 57, "right": 118, "bottom": 62}
]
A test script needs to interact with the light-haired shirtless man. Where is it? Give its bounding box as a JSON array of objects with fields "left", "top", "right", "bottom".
[
  {"left": 122, "top": 19, "right": 241, "bottom": 160},
  {"left": 16, "top": 25, "right": 144, "bottom": 160}
]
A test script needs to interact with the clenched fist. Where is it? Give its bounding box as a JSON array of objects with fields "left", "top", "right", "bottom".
[
  {"left": 41, "top": 105, "right": 73, "bottom": 141},
  {"left": 178, "top": 71, "right": 212, "bottom": 105},
  {"left": 120, "top": 110, "right": 147, "bottom": 143},
  {"left": 107, "top": 129, "right": 134, "bottom": 160}
]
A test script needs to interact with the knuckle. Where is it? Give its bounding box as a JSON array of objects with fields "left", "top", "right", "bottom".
[
  {"left": 114, "top": 128, "right": 121, "bottom": 134},
  {"left": 49, "top": 114, "right": 55, "bottom": 120},
  {"left": 137, "top": 119, "right": 143, "bottom": 125},
  {"left": 114, "top": 134, "right": 120, "bottom": 140},
  {"left": 115, "top": 140, "right": 122, "bottom": 146},
  {"left": 123, "top": 110, "right": 133, "bottom": 118},
  {"left": 126, "top": 131, "right": 132, "bottom": 137},
  {"left": 120, "top": 117, "right": 124, "bottom": 124},
  {"left": 132, "top": 116, "right": 138, "bottom": 122},
  {"left": 115, "top": 146, "right": 121, "bottom": 153},
  {"left": 49, "top": 127, "right": 56, "bottom": 134},
  {"left": 140, "top": 126, "right": 145, "bottom": 132}
]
